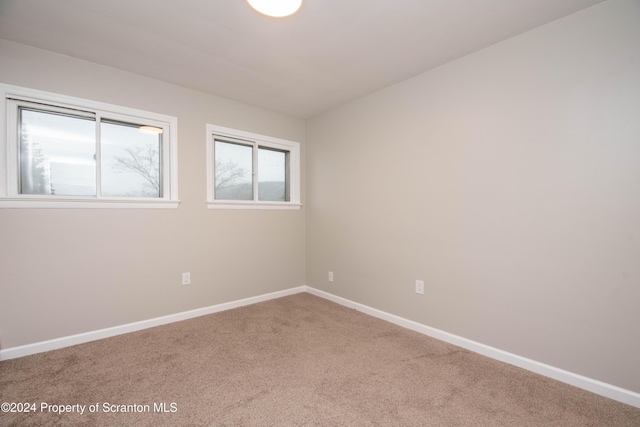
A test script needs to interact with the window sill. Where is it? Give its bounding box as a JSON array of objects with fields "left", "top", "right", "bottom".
[
  {"left": 0, "top": 198, "right": 181, "bottom": 209},
  {"left": 207, "top": 201, "right": 302, "bottom": 210}
]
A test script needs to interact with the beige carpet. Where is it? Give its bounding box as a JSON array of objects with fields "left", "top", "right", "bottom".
[{"left": 1, "top": 293, "right": 639, "bottom": 426}]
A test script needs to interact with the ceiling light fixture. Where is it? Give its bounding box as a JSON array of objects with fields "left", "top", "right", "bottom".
[{"left": 246, "top": 0, "right": 302, "bottom": 18}]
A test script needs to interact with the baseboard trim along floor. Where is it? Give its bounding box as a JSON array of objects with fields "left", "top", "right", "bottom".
[
  {"left": 304, "top": 287, "right": 640, "bottom": 409},
  {"left": 1, "top": 285, "right": 638, "bottom": 409},
  {"left": 0, "top": 286, "right": 305, "bottom": 361}
]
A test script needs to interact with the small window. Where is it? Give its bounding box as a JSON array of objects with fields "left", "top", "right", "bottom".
[
  {"left": 0, "top": 84, "right": 179, "bottom": 208},
  {"left": 206, "top": 124, "right": 300, "bottom": 209}
]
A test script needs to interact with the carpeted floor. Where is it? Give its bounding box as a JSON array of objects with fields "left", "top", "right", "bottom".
[{"left": 1, "top": 293, "right": 639, "bottom": 426}]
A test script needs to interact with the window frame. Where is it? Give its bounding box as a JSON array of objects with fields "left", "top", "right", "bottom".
[
  {"left": 206, "top": 124, "right": 301, "bottom": 210},
  {"left": 0, "top": 84, "right": 179, "bottom": 208}
]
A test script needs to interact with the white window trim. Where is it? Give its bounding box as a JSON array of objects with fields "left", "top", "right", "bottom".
[
  {"left": 206, "top": 124, "right": 301, "bottom": 210},
  {"left": 0, "top": 83, "right": 179, "bottom": 209}
]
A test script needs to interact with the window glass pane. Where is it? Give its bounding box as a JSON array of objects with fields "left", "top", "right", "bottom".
[
  {"left": 19, "top": 108, "right": 96, "bottom": 196},
  {"left": 214, "top": 140, "right": 253, "bottom": 200},
  {"left": 101, "top": 121, "right": 162, "bottom": 197},
  {"left": 258, "top": 147, "right": 288, "bottom": 202}
]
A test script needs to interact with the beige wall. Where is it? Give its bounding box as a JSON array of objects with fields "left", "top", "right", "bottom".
[
  {"left": 306, "top": 0, "right": 640, "bottom": 393},
  {"left": 0, "top": 40, "right": 306, "bottom": 349}
]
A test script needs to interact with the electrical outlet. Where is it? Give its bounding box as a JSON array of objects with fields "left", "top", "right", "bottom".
[
  {"left": 328, "top": 271, "right": 334, "bottom": 283},
  {"left": 182, "top": 272, "right": 191, "bottom": 286},
  {"left": 415, "top": 280, "right": 424, "bottom": 295}
]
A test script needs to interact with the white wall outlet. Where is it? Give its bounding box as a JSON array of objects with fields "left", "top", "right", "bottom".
[
  {"left": 415, "top": 280, "right": 424, "bottom": 295},
  {"left": 328, "top": 271, "right": 334, "bottom": 283},
  {"left": 182, "top": 272, "right": 191, "bottom": 286}
]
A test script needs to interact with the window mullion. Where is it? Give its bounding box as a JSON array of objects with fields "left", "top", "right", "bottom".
[
  {"left": 95, "top": 114, "right": 102, "bottom": 199},
  {"left": 285, "top": 150, "right": 291, "bottom": 202},
  {"left": 160, "top": 129, "right": 166, "bottom": 199},
  {"left": 5, "top": 100, "right": 20, "bottom": 197},
  {"left": 253, "top": 143, "right": 258, "bottom": 202}
]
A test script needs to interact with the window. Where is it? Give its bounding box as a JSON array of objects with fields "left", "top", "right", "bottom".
[
  {"left": 0, "top": 84, "right": 179, "bottom": 208},
  {"left": 206, "top": 124, "right": 301, "bottom": 209}
]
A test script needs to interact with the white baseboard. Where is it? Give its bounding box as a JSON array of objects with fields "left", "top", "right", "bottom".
[
  {"left": 0, "top": 286, "right": 306, "bottom": 361},
  {"left": 304, "top": 286, "right": 640, "bottom": 409},
  {"left": 2, "top": 284, "right": 638, "bottom": 409}
]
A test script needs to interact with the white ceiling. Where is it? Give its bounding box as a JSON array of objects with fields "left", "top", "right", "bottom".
[{"left": 0, "top": 0, "right": 604, "bottom": 119}]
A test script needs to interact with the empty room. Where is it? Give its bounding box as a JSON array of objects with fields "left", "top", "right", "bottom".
[{"left": 0, "top": 0, "right": 639, "bottom": 425}]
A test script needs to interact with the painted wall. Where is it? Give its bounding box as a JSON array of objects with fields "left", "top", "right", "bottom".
[
  {"left": 306, "top": 0, "right": 640, "bottom": 393},
  {"left": 0, "top": 40, "right": 306, "bottom": 349}
]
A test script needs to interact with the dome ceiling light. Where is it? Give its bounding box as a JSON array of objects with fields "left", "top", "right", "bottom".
[{"left": 246, "top": 0, "right": 302, "bottom": 18}]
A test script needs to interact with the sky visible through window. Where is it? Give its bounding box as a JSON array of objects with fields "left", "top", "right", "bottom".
[
  {"left": 214, "top": 139, "right": 287, "bottom": 202},
  {"left": 215, "top": 140, "right": 285, "bottom": 183},
  {"left": 20, "top": 109, "right": 161, "bottom": 197}
]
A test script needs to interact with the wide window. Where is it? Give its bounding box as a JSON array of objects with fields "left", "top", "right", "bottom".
[
  {"left": 206, "top": 124, "right": 300, "bottom": 209},
  {"left": 0, "top": 84, "right": 178, "bottom": 208}
]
